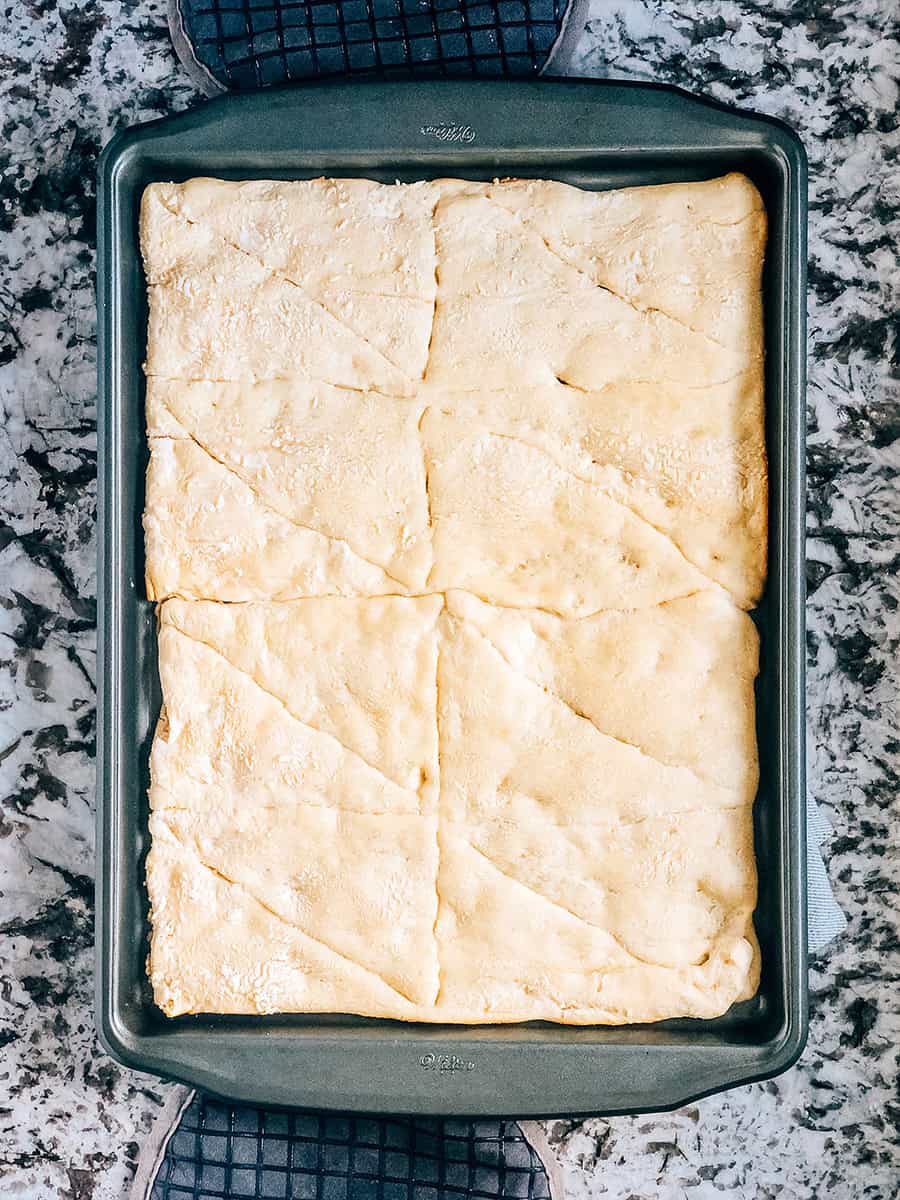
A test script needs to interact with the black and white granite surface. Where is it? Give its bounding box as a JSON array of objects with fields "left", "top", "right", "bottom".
[{"left": 1, "top": 1, "right": 897, "bottom": 1197}]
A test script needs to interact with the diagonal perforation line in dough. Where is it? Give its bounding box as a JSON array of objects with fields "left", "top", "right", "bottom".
[
  {"left": 151, "top": 770, "right": 416, "bottom": 820},
  {"left": 483, "top": 194, "right": 730, "bottom": 348},
  {"left": 151, "top": 396, "right": 409, "bottom": 590},
  {"left": 164, "top": 619, "right": 422, "bottom": 802},
  {"left": 157, "top": 815, "right": 419, "bottom": 1005},
  {"left": 462, "top": 841, "right": 692, "bottom": 970},
  {"left": 463, "top": 424, "right": 730, "bottom": 598},
  {"left": 155, "top": 195, "right": 416, "bottom": 381},
  {"left": 463, "top": 618, "right": 740, "bottom": 796}
]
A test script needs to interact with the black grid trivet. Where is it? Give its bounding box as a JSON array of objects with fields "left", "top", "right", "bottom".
[
  {"left": 171, "top": 0, "right": 569, "bottom": 91},
  {"left": 150, "top": 1095, "right": 553, "bottom": 1199}
]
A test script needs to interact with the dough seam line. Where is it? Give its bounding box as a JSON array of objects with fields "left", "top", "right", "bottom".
[
  {"left": 554, "top": 367, "right": 760, "bottom": 393},
  {"left": 418, "top": 406, "right": 437, "bottom": 588},
  {"left": 420, "top": 198, "right": 441, "bottom": 588},
  {"left": 149, "top": 585, "right": 726, "bottom": 621},
  {"left": 431, "top": 607, "right": 443, "bottom": 1008},
  {"left": 145, "top": 371, "right": 409, "bottom": 396},
  {"left": 143, "top": 367, "right": 759, "bottom": 398},
  {"left": 150, "top": 789, "right": 752, "bottom": 829}
]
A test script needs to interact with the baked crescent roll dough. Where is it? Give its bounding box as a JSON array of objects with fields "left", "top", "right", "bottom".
[
  {"left": 425, "top": 190, "right": 753, "bottom": 393},
  {"left": 484, "top": 174, "right": 766, "bottom": 352},
  {"left": 163, "top": 177, "right": 440, "bottom": 379},
  {"left": 146, "top": 823, "right": 426, "bottom": 1020},
  {"left": 422, "top": 410, "right": 710, "bottom": 617},
  {"left": 433, "top": 832, "right": 758, "bottom": 1025},
  {"left": 145, "top": 376, "right": 431, "bottom": 592},
  {"left": 433, "top": 371, "right": 766, "bottom": 608},
  {"left": 148, "top": 600, "right": 759, "bottom": 1022},
  {"left": 143, "top": 436, "right": 402, "bottom": 603},
  {"left": 143, "top": 172, "right": 767, "bottom": 1025},
  {"left": 141, "top": 184, "right": 414, "bottom": 394},
  {"left": 445, "top": 589, "right": 759, "bottom": 796},
  {"left": 157, "top": 596, "right": 441, "bottom": 800}
]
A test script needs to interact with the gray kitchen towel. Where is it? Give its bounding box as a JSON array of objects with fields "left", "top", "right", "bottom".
[
  {"left": 807, "top": 797, "right": 847, "bottom": 950},
  {"left": 131, "top": 1090, "right": 564, "bottom": 1200}
]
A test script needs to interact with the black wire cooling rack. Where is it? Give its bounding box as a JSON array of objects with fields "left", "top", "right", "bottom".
[
  {"left": 150, "top": 1095, "right": 553, "bottom": 1200},
  {"left": 171, "top": 0, "right": 570, "bottom": 91}
]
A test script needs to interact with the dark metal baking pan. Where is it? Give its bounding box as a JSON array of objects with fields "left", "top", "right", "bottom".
[{"left": 96, "top": 78, "right": 807, "bottom": 1116}]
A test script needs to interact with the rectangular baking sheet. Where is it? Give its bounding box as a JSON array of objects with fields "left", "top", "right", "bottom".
[{"left": 96, "top": 78, "right": 807, "bottom": 1116}]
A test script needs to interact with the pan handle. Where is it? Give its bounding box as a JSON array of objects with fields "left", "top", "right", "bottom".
[{"left": 100, "top": 77, "right": 805, "bottom": 171}]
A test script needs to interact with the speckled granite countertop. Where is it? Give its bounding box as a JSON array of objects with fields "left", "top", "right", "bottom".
[{"left": 1, "top": 2, "right": 897, "bottom": 1197}]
